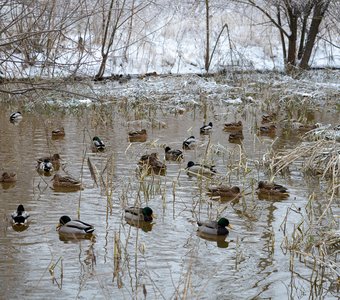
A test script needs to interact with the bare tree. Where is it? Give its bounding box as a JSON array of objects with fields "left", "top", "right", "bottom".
[{"left": 234, "top": 0, "right": 334, "bottom": 73}]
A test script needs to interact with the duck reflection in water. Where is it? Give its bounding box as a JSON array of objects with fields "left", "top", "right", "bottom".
[{"left": 197, "top": 232, "right": 229, "bottom": 248}]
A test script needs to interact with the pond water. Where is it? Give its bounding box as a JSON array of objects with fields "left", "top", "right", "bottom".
[{"left": 0, "top": 73, "right": 339, "bottom": 299}]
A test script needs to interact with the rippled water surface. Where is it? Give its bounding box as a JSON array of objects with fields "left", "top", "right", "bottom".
[{"left": 0, "top": 74, "right": 339, "bottom": 299}]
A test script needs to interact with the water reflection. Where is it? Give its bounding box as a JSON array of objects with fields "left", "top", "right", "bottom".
[
  {"left": 12, "top": 224, "right": 29, "bottom": 232},
  {"left": 197, "top": 232, "right": 230, "bottom": 248},
  {"left": 125, "top": 218, "right": 154, "bottom": 232}
]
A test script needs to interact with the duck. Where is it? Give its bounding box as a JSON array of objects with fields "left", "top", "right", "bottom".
[
  {"left": 207, "top": 185, "right": 241, "bottom": 199},
  {"left": 257, "top": 181, "right": 289, "bottom": 199},
  {"left": 200, "top": 122, "right": 213, "bottom": 134},
  {"left": 56, "top": 215, "right": 94, "bottom": 235},
  {"left": 165, "top": 146, "right": 183, "bottom": 161},
  {"left": 261, "top": 113, "right": 277, "bottom": 124},
  {"left": 124, "top": 207, "right": 154, "bottom": 222},
  {"left": 11, "top": 204, "right": 30, "bottom": 225},
  {"left": 228, "top": 131, "right": 244, "bottom": 143},
  {"left": 185, "top": 161, "right": 216, "bottom": 177},
  {"left": 92, "top": 136, "right": 106, "bottom": 151},
  {"left": 10, "top": 111, "right": 23, "bottom": 122},
  {"left": 52, "top": 174, "right": 83, "bottom": 190},
  {"left": 36, "top": 159, "right": 53, "bottom": 173},
  {"left": 128, "top": 129, "right": 147, "bottom": 142},
  {"left": 197, "top": 217, "right": 231, "bottom": 236},
  {"left": 138, "top": 153, "right": 166, "bottom": 175},
  {"left": 224, "top": 121, "right": 243, "bottom": 131},
  {"left": 0, "top": 172, "right": 17, "bottom": 183},
  {"left": 291, "top": 121, "right": 318, "bottom": 132},
  {"left": 259, "top": 124, "right": 276, "bottom": 134},
  {"left": 52, "top": 127, "right": 65, "bottom": 137},
  {"left": 37, "top": 154, "right": 61, "bottom": 170},
  {"left": 182, "top": 136, "right": 196, "bottom": 150}
]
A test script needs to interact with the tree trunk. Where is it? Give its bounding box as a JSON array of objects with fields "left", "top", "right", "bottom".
[
  {"left": 299, "top": 2, "right": 329, "bottom": 69},
  {"left": 204, "top": 0, "right": 210, "bottom": 72},
  {"left": 95, "top": 53, "right": 108, "bottom": 80},
  {"left": 286, "top": 6, "right": 298, "bottom": 72}
]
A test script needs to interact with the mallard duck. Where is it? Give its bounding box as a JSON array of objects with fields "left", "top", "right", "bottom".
[
  {"left": 138, "top": 153, "right": 166, "bottom": 175},
  {"left": 37, "top": 154, "right": 61, "bottom": 169},
  {"left": 125, "top": 207, "right": 153, "bottom": 222},
  {"left": 261, "top": 113, "right": 277, "bottom": 124},
  {"left": 182, "top": 136, "right": 196, "bottom": 150},
  {"left": 11, "top": 204, "right": 30, "bottom": 225},
  {"left": 197, "top": 217, "right": 231, "bottom": 236},
  {"left": 56, "top": 216, "right": 94, "bottom": 235},
  {"left": 228, "top": 131, "right": 244, "bottom": 143},
  {"left": 128, "top": 129, "right": 147, "bottom": 142},
  {"left": 291, "top": 121, "right": 318, "bottom": 132},
  {"left": 259, "top": 124, "right": 277, "bottom": 134},
  {"left": 207, "top": 185, "right": 241, "bottom": 199},
  {"left": 185, "top": 161, "right": 216, "bottom": 177},
  {"left": 36, "top": 159, "right": 53, "bottom": 173},
  {"left": 92, "top": 136, "right": 106, "bottom": 151},
  {"left": 0, "top": 172, "right": 17, "bottom": 183},
  {"left": 257, "top": 181, "right": 289, "bottom": 199},
  {"left": 200, "top": 122, "right": 213, "bottom": 134},
  {"left": 165, "top": 146, "right": 183, "bottom": 161},
  {"left": 52, "top": 127, "right": 65, "bottom": 137},
  {"left": 52, "top": 174, "right": 83, "bottom": 190},
  {"left": 224, "top": 121, "right": 243, "bottom": 131},
  {"left": 10, "top": 111, "right": 22, "bottom": 122}
]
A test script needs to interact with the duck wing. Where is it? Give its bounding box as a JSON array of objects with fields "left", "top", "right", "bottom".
[
  {"left": 66, "top": 220, "right": 94, "bottom": 233},
  {"left": 125, "top": 207, "right": 143, "bottom": 216},
  {"left": 197, "top": 220, "right": 218, "bottom": 229}
]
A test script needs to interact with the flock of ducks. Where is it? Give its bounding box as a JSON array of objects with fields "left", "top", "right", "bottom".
[{"left": 5, "top": 110, "right": 292, "bottom": 239}]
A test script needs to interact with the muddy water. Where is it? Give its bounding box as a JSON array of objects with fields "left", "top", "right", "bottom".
[{"left": 0, "top": 79, "right": 339, "bottom": 299}]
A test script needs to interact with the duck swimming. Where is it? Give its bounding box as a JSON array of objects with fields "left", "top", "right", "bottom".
[
  {"left": 10, "top": 112, "right": 22, "bottom": 123},
  {"left": 257, "top": 181, "right": 289, "bottom": 199},
  {"left": 0, "top": 172, "right": 17, "bottom": 183},
  {"left": 197, "top": 217, "right": 231, "bottom": 236},
  {"left": 52, "top": 174, "right": 83, "bottom": 190},
  {"left": 200, "top": 122, "right": 213, "bottom": 134},
  {"left": 92, "top": 136, "right": 106, "bottom": 151},
  {"left": 224, "top": 121, "right": 243, "bottom": 131},
  {"left": 207, "top": 185, "right": 241, "bottom": 199},
  {"left": 128, "top": 129, "right": 147, "bottom": 142},
  {"left": 36, "top": 159, "right": 53, "bottom": 173},
  {"left": 11, "top": 204, "right": 30, "bottom": 225},
  {"left": 165, "top": 146, "right": 183, "bottom": 161},
  {"left": 138, "top": 153, "right": 166, "bottom": 175},
  {"left": 52, "top": 127, "right": 65, "bottom": 138},
  {"left": 182, "top": 136, "right": 196, "bottom": 150},
  {"left": 37, "top": 154, "right": 61, "bottom": 170},
  {"left": 185, "top": 161, "right": 216, "bottom": 177},
  {"left": 56, "top": 216, "right": 94, "bottom": 235},
  {"left": 124, "top": 207, "right": 153, "bottom": 222}
]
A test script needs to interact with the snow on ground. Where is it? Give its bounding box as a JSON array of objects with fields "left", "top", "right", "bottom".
[{"left": 1, "top": 2, "right": 339, "bottom": 78}]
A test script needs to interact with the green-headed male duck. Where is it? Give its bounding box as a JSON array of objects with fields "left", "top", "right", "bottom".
[
  {"left": 186, "top": 161, "right": 216, "bottom": 177},
  {"left": 36, "top": 159, "right": 53, "bottom": 173},
  {"left": 197, "top": 217, "right": 231, "bottom": 236},
  {"left": 37, "top": 154, "right": 61, "bottom": 170},
  {"left": 57, "top": 216, "right": 94, "bottom": 235},
  {"left": 92, "top": 136, "right": 106, "bottom": 151},
  {"left": 11, "top": 204, "right": 30, "bottom": 225},
  {"left": 200, "top": 122, "right": 213, "bottom": 134},
  {"left": 182, "top": 136, "right": 197, "bottom": 150},
  {"left": 125, "top": 206, "right": 154, "bottom": 222}
]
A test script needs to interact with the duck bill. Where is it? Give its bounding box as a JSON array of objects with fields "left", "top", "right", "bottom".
[
  {"left": 227, "top": 224, "right": 233, "bottom": 230},
  {"left": 56, "top": 223, "right": 61, "bottom": 231}
]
